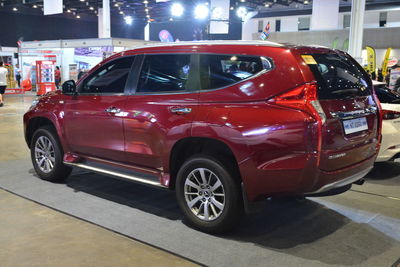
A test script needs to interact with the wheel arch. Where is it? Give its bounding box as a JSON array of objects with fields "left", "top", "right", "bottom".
[
  {"left": 25, "top": 116, "right": 60, "bottom": 147},
  {"left": 168, "top": 137, "right": 242, "bottom": 189}
]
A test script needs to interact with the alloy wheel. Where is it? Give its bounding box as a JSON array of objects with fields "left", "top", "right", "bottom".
[
  {"left": 184, "top": 168, "right": 225, "bottom": 221},
  {"left": 34, "top": 136, "right": 55, "bottom": 173}
]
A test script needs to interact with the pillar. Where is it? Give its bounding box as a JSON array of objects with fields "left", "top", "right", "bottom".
[
  {"left": 311, "top": 0, "right": 340, "bottom": 31},
  {"left": 348, "top": 0, "right": 366, "bottom": 62},
  {"left": 98, "top": 0, "right": 111, "bottom": 38}
]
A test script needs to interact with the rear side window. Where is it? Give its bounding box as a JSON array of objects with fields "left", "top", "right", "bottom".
[
  {"left": 199, "top": 55, "right": 273, "bottom": 90},
  {"left": 137, "top": 54, "right": 193, "bottom": 93},
  {"left": 305, "top": 53, "right": 371, "bottom": 100},
  {"left": 79, "top": 56, "right": 134, "bottom": 94}
]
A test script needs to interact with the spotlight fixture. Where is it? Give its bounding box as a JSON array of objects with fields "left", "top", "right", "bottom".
[
  {"left": 194, "top": 4, "right": 209, "bottom": 19},
  {"left": 236, "top": 6, "right": 247, "bottom": 19},
  {"left": 171, "top": 3, "right": 184, "bottom": 17},
  {"left": 124, "top": 16, "right": 133, "bottom": 25}
]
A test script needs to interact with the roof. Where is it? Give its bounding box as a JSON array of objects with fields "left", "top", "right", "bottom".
[{"left": 130, "top": 40, "right": 285, "bottom": 50}]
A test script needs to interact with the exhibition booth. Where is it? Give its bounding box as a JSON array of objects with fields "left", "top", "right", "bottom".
[{"left": 19, "top": 38, "right": 157, "bottom": 95}]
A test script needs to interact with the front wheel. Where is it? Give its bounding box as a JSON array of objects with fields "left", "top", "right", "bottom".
[
  {"left": 30, "top": 126, "right": 72, "bottom": 182},
  {"left": 176, "top": 156, "right": 243, "bottom": 233}
]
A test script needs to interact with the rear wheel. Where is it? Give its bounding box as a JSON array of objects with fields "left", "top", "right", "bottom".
[
  {"left": 30, "top": 126, "right": 72, "bottom": 182},
  {"left": 176, "top": 156, "right": 243, "bottom": 233}
]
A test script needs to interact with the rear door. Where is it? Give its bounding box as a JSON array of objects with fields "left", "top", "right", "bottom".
[
  {"left": 304, "top": 52, "right": 379, "bottom": 171},
  {"left": 124, "top": 54, "right": 199, "bottom": 171}
]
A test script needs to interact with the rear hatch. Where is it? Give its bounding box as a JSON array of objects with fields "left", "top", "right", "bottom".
[{"left": 304, "top": 52, "right": 379, "bottom": 171}]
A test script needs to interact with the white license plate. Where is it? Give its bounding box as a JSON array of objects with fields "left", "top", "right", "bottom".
[{"left": 342, "top": 117, "right": 368, "bottom": 134}]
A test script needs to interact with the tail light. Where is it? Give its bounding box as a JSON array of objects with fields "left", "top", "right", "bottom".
[
  {"left": 268, "top": 82, "right": 326, "bottom": 123},
  {"left": 382, "top": 110, "right": 400, "bottom": 120},
  {"left": 371, "top": 86, "right": 383, "bottom": 152},
  {"left": 268, "top": 82, "right": 325, "bottom": 166}
]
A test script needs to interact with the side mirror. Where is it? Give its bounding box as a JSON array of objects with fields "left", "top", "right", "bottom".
[{"left": 62, "top": 80, "right": 77, "bottom": 95}]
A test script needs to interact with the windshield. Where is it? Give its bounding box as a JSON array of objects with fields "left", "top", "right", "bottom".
[{"left": 305, "top": 53, "right": 372, "bottom": 100}]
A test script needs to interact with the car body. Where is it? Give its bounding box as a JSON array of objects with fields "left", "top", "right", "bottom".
[
  {"left": 374, "top": 81, "right": 400, "bottom": 162},
  {"left": 24, "top": 41, "right": 381, "bottom": 233}
]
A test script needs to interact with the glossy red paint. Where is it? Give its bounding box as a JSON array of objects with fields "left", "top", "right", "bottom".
[{"left": 24, "top": 42, "right": 381, "bottom": 202}]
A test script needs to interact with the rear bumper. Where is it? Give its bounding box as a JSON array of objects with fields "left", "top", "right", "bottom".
[{"left": 239, "top": 153, "right": 376, "bottom": 201}]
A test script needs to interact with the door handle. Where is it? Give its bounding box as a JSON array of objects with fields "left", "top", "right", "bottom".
[
  {"left": 170, "top": 107, "right": 192, "bottom": 115},
  {"left": 105, "top": 107, "right": 121, "bottom": 114}
]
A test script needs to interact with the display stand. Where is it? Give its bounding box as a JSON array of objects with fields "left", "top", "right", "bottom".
[{"left": 36, "top": 60, "right": 56, "bottom": 96}]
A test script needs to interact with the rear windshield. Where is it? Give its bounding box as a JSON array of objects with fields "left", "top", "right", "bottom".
[{"left": 305, "top": 53, "right": 371, "bottom": 100}]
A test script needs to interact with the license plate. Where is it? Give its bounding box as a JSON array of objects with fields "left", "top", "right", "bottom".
[{"left": 342, "top": 117, "right": 368, "bottom": 134}]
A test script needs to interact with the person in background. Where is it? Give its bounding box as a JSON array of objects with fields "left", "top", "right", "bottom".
[
  {"left": 371, "top": 71, "right": 376, "bottom": 81},
  {"left": 377, "top": 69, "right": 383, "bottom": 82},
  {"left": 0, "top": 62, "right": 8, "bottom": 107},
  {"left": 15, "top": 63, "right": 21, "bottom": 88},
  {"left": 55, "top": 66, "right": 61, "bottom": 89}
]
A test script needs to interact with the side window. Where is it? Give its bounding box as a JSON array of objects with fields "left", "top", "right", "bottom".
[
  {"left": 136, "top": 54, "right": 192, "bottom": 93},
  {"left": 79, "top": 56, "right": 134, "bottom": 94},
  {"left": 199, "top": 54, "right": 273, "bottom": 90}
]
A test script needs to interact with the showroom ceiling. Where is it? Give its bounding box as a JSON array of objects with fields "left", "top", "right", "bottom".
[{"left": 0, "top": 0, "right": 400, "bottom": 22}]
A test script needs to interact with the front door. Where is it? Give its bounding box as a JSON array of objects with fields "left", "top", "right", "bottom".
[{"left": 63, "top": 56, "right": 135, "bottom": 162}]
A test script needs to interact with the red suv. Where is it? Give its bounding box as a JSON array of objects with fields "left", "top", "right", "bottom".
[{"left": 24, "top": 41, "right": 381, "bottom": 233}]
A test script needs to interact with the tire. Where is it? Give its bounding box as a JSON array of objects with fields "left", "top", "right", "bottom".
[
  {"left": 176, "top": 155, "right": 244, "bottom": 234},
  {"left": 30, "top": 126, "right": 72, "bottom": 182}
]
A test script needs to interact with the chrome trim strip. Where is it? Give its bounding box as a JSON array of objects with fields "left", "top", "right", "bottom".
[
  {"left": 85, "top": 156, "right": 160, "bottom": 174},
  {"left": 330, "top": 106, "right": 377, "bottom": 119},
  {"left": 305, "top": 166, "right": 373, "bottom": 195},
  {"left": 64, "top": 162, "right": 165, "bottom": 188}
]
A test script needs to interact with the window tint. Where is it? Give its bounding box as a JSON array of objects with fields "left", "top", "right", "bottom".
[
  {"left": 80, "top": 56, "right": 134, "bottom": 94},
  {"left": 199, "top": 55, "right": 273, "bottom": 90},
  {"left": 305, "top": 53, "right": 371, "bottom": 100},
  {"left": 136, "top": 54, "right": 192, "bottom": 93}
]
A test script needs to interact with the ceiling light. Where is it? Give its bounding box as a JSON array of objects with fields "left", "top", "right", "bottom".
[
  {"left": 76, "top": 15, "right": 81, "bottom": 18},
  {"left": 304, "top": 0, "right": 309, "bottom": 4},
  {"left": 194, "top": 4, "right": 209, "bottom": 19},
  {"left": 119, "top": 11, "right": 124, "bottom": 14},
  {"left": 80, "top": 0, "right": 85, "bottom": 2},
  {"left": 145, "top": 8, "right": 149, "bottom": 12},
  {"left": 265, "top": 3, "right": 270, "bottom": 7},
  {"left": 230, "top": 6, "right": 234, "bottom": 10},
  {"left": 67, "top": 9, "right": 71, "bottom": 13},
  {"left": 114, "top": 3, "right": 119, "bottom": 7},
  {"left": 33, "top": 5, "right": 37, "bottom": 8},
  {"left": 12, "top": 7, "right": 18, "bottom": 11},
  {"left": 236, "top": 6, "right": 247, "bottom": 18},
  {"left": 146, "top": 14, "right": 150, "bottom": 18},
  {"left": 169, "top": 18, "right": 173, "bottom": 21},
  {"left": 171, "top": 3, "right": 184, "bottom": 17},
  {"left": 143, "top": 0, "right": 149, "bottom": 4},
  {"left": 124, "top": 16, "right": 133, "bottom": 25},
  {"left": 89, "top": 6, "right": 94, "bottom": 10}
]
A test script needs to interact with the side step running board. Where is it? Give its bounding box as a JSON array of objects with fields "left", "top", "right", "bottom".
[{"left": 64, "top": 162, "right": 166, "bottom": 188}]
